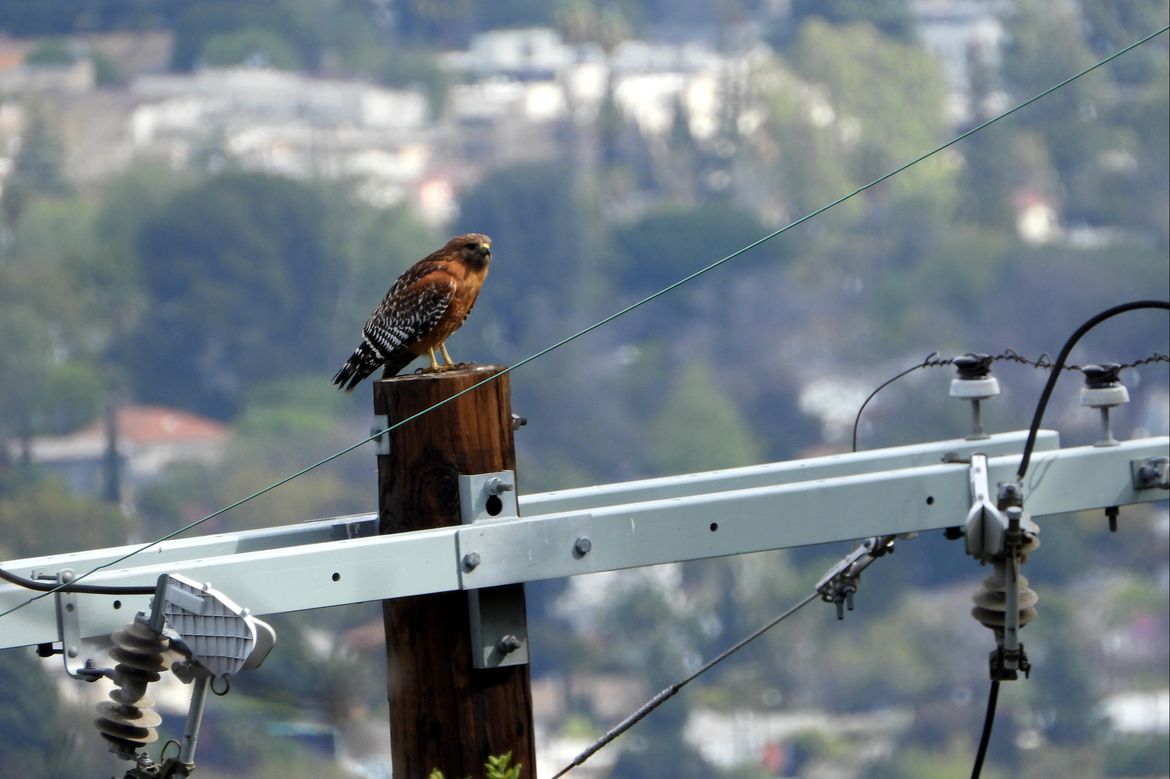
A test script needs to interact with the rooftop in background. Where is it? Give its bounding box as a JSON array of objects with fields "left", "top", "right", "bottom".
[{"left": 11, "top": 405, "right": 229, "bottom": 510}]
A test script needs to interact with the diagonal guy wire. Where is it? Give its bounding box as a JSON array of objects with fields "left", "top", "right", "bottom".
[{"left": 3, "top": 24, "right": 1166, "bottom": 621}]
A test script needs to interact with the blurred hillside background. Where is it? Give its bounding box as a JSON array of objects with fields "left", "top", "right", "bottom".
[{"left": 0, "top": 1, "right": 1167, "bottom": 777}]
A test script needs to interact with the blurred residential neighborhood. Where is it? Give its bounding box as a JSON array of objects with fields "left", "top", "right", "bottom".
[
  {"left": 1, "top": 4, "right": 1031, "bottom": 235},
  {"left": 0, "top": 1, "right": 1167, "bottom": 777}
]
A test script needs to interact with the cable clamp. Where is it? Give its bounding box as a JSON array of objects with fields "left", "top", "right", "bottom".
[
  {"left": 816, "top": 535, "right": 896, "bottom": 620},
  {"left": 1132, "top": 456, "right": 1169, "bottom": 490},
  {"left": 989, "top": 642, "right": 1031, "bottom": 681}
]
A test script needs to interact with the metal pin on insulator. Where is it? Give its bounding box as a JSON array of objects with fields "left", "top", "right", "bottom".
[{"left": 94, "top": 618, "right": 170, "bottom": 759}]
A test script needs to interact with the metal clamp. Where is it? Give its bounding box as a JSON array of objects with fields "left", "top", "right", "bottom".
[
  {"left": 964, "top": 455, "right": 1007, "bottom": 560},
  {"left": 1132, "top": 456, "right": 1169, "bottom": 490},
  {"left": 457, "top": 471, "right": 528, "bottom": 669},
  {"left": 816, "top": 536, "right": 896, "bottom": 620}
]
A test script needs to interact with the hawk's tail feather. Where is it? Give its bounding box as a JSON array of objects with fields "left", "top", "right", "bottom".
[
  {"left": 332, "top": 341, "right": 382, "bottom": 392},
  {"left": 332, "top": 341, "right": 417, "bottom": 392}
]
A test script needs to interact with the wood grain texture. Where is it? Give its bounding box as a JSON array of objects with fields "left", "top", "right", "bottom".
[{"left": 374, "top": 366, "right": 535, "bottom": 777}]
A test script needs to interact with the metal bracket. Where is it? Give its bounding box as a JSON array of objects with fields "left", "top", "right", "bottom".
[
  {"left": 964, "top": 455, "right": 1005, "bottom": 560},
  {"left": 1132, "top": 456, "right": 1169, "bottom": 490},
  {"left": 458, "top": 470, "right": 519, "bottom": 523},
  {"left": 50, "top": 570, "right": 105, "bottom": 681},
  {"left": 54, "top": 572, "right": 84, "bottom": 677},
  {"left": 816, "top": 536, "right": 896, "bottom": 620},
  {"left": 458, "top": 471, "right": 528, "bottom": 669},
  {"left": 371, "top": 415, "right": 391, "bottom": 456}
]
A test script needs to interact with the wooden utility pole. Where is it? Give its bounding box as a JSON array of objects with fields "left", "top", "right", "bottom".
[{"left": 374, "top": 366, "right": 536, "bottom": 777}]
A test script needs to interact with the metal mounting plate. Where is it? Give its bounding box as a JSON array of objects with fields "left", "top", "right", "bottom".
[{"left": 458, "top": 471, "right": 528, "bottom": 668}]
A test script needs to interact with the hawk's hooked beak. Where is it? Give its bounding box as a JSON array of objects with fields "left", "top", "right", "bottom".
[{"left": 479, "top": 242, "right": 491, "bottom": 256}]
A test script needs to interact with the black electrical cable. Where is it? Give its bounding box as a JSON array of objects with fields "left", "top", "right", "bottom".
[
  {"left": 970, "top": 299, "right": 1169, "bottom": 779},
  {"left": 1015, "top": 300, "right": 1170, "bottom": 481},
  {"left": 552, "top": 591, "right": 819, "bottom": 777},
  {"left": 851, "top": 352, "right": 942, "bottom": 452},
  {"left": 970, "top": 679, "right": 1000, "bottom": 779},
  {"left": 0, "top": 564, "right": 156, "bottom": 595}
]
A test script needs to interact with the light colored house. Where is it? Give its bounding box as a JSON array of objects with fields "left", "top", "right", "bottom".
[{"left": 13, "top": 405, "right": 229, "bottom": 510}]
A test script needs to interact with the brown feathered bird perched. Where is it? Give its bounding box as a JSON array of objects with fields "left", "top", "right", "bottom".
[{"left": 332, "top": 233, "right": 493, "bottom": 391}]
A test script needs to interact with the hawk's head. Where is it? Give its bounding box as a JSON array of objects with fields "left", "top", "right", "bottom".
[{"left": 452, "top": 233, "right": 492, "bottom": 269}]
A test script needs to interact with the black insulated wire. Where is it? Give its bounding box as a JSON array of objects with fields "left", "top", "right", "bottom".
[
  {"left": 970, "top": 679, "right": 1001, "bottom": 779},
  {"left": 0, "top": 564, "right": 156, "bottom": 595},
  {"left": 1015, "top": 300, "right": 1170, "bottom": 482},
  {"left": 971, "top": 300, "right": 1169, "bottom": 779}
]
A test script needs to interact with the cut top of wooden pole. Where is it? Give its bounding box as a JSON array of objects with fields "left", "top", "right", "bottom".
[{"left": 374, "top": 364, "right": 516, "bottom": 533}]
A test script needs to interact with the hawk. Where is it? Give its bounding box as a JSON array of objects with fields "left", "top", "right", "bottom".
[{"left": 332, "top": 233, "right": 493, "bottom": 391}]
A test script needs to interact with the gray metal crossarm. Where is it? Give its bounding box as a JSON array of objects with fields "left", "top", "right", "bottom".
[
  {"left": 0, "top": 526, "right": 461, "bottom": 649},
  {"left": 0, "top": 512, "right": 380, "bottom": 596},
  {"left": 0, "top": 431, "right": 1056, "bottom": 583},
  {"left": 2, "top": 434, "right": 1164, "bottom": 651},
  {"left": 456, "top": 437, "right": 1167, "bottom": 589},
  {"left": 522, "top": 429, "right": 1059, "bottom": 514}
]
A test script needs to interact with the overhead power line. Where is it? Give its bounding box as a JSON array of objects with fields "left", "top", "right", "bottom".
[{"left": 2, "top": 23, "right": 1165, "bottom": 621}]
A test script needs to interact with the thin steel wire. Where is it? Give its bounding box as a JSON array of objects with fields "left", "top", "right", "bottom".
[
  {"left": 552, "top": 591, "right": 820, "bottom": 778},
  {"left": 851, "top": 349, "right": 1169, "bottom": 452},
  {"left": 3, "top": 24, "right": 1165, "bottom": 621}
]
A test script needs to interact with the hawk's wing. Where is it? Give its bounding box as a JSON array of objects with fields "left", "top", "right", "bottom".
[{"left": 364, "top": 264, "right": 457, "bottom": 355}]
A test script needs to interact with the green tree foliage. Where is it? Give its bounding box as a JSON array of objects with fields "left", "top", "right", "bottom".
[
  {"left": 1079, "top": 0, "right": 1170, "bottom": 85},
  {"left": 998, "top": 0, "right": 1113, "bottom": 222},
  {"left": 0, "top": 109, "right": 70, "bottom": 231},
  {"left": 123, "top": 172, "right": 338, "bottom": 418},
  {"left": 168, "top": 0, "right": 327, "bottom": 71},
  {"left": 750, "top": 20, "right": 955, "bottom": 245},
  {"left": 427, "top": 751, "right": 523, "bottom": 779},
  {"left": 788, "top": 20, "right": 951, "bottom": 196},
  {"left": 456, "top": 161, "right": 596, "bottom": 347},
  {"left": 782, "top": 0, "right": 918, "bottom": 44},
  {"left": 0, "top": 194, "right": 131, "bottom": 448},
  {"left": 0, "top": 307, "right": 55, "bottom": 454},
  {"left": 609, "top": 201, "right": 768, "bottom": 295},
  {"left": 0, "top": 649, "right": 86, "bottom": 777},
  {"left": 0, "top": 468, "right": 132, "bottom": 557},
  {"left": 200, "top": 28, "right": 303, "bottom": 70},
  {"left": 321, "top": 189, "right": 440, "bottom": 343},
  {"left": 646, "top": 360, "right": 762, "bottom": 475}
]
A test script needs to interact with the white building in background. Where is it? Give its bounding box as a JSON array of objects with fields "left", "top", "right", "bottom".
[
  {"left": 129, "top": 67, "right": 432, "bottom": 205},
  {"left": 15, "top": 405, "right": 229, "bottom": 512},
  {"left": 913, "top": 0, "right": 1008, "bottom": 122}
]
